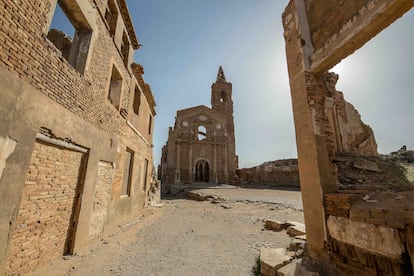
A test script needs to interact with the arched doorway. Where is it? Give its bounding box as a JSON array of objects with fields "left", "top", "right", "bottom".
[{"left": 195, "top": 160, "right": 209, "bottom": 182}]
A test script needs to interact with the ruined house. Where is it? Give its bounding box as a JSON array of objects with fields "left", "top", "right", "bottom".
[
  {"left": 283, "top": 0, "right": 414, "bottom": 274},
  {"left": 160, "top": 67, "right": 238, "bottom": 191},
  {"left": 0, "top": 0, "right": 157, "bottom": 274},
  {"left": 236, "top": 71, "right": 377, "bottom": 189}
]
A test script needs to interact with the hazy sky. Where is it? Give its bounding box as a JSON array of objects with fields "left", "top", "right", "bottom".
[{"left": 125, "top": 1, "right": 414, "bottom": 168}]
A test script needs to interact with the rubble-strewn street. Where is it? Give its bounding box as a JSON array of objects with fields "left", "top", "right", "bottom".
[{"left": 29, "top": 188, "right": 303, "bottom": 276}]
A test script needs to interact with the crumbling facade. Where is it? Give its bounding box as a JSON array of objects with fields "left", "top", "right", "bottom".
[
  {"left": 283, "top": 0, "right": 414, "bottom": 274},
  {"left": 236, "top": 78, "right": 378, "bottom": 189},
  {"left": 0, "top": 0, "right": 157, "bottom": 274},
  {"left": 160, "top": 67, "right": 238, "bottom": 191}
]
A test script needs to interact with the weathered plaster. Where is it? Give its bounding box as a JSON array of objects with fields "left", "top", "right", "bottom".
[{"left": 0, "top": 137, "right": 17, "bottom": 181}]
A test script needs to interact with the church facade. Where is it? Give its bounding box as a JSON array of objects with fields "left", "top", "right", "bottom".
[{"left": 160, "top": 67, "right": 238, "bottom": 189}]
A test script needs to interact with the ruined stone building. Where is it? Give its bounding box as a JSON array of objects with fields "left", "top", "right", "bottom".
[
  {"left": 160, "top": 67, "right": 238, "bottom": 191},
  {"left": 0, "top": 0, "right": 157, "bottom": 274},
  {"left": 236, "top": 159, "right": 300, "bottom": 187},
  {"left": 283, "top": 0, "right": 414, "bottom": 274}
]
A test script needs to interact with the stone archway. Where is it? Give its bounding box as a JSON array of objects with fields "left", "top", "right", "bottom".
[{"left": 195, "top": 160, "right": 209, "bottom": 182}]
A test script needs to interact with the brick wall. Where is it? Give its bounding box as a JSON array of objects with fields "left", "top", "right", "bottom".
[
  {"left": 0, "top": 0, "right": 156, "bottom": 272},
  {"left": 6, "top": 140, "right": 85, "bottom": 274},
  {"left": 88, "top": 161, "right": 113, "bottom": 239},
  {"left": 0, "top": 0, "right": 135, "bottom": 135},
  {"left": 305, "top": 0, "right": 368, "bottom": 51}
]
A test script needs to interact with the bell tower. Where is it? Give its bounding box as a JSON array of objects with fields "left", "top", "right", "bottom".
[
  {"left": 211, "top": 66, "right": 237, "bottom": 181},
  {"left": 211, "top": 66, "right": 234, "bottom": 136}
]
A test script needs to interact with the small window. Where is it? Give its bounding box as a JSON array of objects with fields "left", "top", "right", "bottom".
[
  {"left": 48, "top": 0, "right": 92, "bottom": 74},
  {"left": 220, "top": 91, "right": 227, "bottom": 103},
  {"left": 133, "top": 86, "right": 141, "bottom": 115},
  {"left": 108, "top": 66, "right": 122, "bottom": 110},
  {"left": 105, "top": 0, "right": 118, "bottom": 37},
  {"left": 121, "top": 149, "right": 134, "bottom": 196},
  {"left": 121, "top": 31, "right": 130, "bottom": 66},
  {"left": 142, "top": 159, "right": 149, "bottom": 192},
  {"left": 198, "top": 126, "right": 207, "bottom": 140},
  {"left": 148, "top": 115, "right": 152, "bottom": 135}
]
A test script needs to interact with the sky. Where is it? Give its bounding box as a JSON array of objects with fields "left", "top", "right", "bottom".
[
  {"left": 126, "top": 0, "right": 413, "bottom": 168},
  {"left": 52, "top": 1, "right": 414, "bottom": 168}
]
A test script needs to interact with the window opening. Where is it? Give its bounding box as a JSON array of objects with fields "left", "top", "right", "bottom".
[
  {"left": 105, "top": 0, "right": 118, "bottom": 37},
  {"left": 142, "top": 159, "right": 149, "bottom": 191},
  {"left": 108, "top": 66, "right": 123, "bottom": 110},
  {"left": 121, "top": 31, "right": 130, "bottom": 66},
  {"left": 220, "top": 91, "right": 226, "bottom": 103},
  {"left": 133, "top": 85, "right": 140, "bottom": 115},
  {"left": 48, "top": 0, "right": 92, "bottom": 74},
  {"left": 198, "top": 126, "right": 207, "bottom": 140},
  {"left": 148, "top": 115, "right": 153, "bottom": 135}
]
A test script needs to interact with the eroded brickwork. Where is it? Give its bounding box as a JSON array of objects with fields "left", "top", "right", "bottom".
[
  {"left": 283, "top": 0, "right": 414, "bottom": 273},
  {"left": 6, "top": 141, "right": 85, "bottom": 274},
  {"left": 305, "top": 72, "right": 378, "bottom": 179},
  {"left": 0, "top": 0, "right": 156, "bottom": 273},
  {"left": 89, "top": 161, "right": 113, "bottom": 239},
  {"left": 305, "top": 0, "right": 368, "bottom": 51},
  {"left": 0, "top": 0, "right": 132, "bottom": 135}
]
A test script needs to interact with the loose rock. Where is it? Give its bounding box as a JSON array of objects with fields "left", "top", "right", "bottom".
[
  {"left": 260, "top": 248, "right": 291, "bottom": 276},
  {"left": 286, "top": 222, "right": 306, "bottom": 236}
]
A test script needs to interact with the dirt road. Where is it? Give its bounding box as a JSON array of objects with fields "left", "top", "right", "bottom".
[{"left": 30, "top": 188, "right": 303, "bottom": 276}]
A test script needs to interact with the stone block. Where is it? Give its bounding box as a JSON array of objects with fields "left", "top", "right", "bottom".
[
  {"left": 265, "top": 219, "right": 291, "bottom": 232},
  {"left": 277, "top": 261, "right": 319, "bottom": 276},
  {"left": 287, "top": 222, "right": 306, "bottom": 236},
  {"left": 260, "top": 248, "right": 291, "bottom": 276}
]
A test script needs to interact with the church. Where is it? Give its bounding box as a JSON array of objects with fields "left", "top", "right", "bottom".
[{"left": 160, "top": 67, "right": 238, "bottom": 189}]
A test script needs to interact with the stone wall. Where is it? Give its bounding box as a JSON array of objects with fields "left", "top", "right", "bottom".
[
  {"left": 236, "top": 159, "right": 300, "bottom": 187},
  {"left": 160, "top": 68, "right": 237, "bottom": 188}
]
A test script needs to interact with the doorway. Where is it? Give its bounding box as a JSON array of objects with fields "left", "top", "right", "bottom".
[{"left": 195, "top": 160, "right": 209, "bottom": 182}]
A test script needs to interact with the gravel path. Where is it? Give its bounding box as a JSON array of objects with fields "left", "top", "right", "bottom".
[{"left": 30, "top": 189, "right": 304, "bottom": 276}]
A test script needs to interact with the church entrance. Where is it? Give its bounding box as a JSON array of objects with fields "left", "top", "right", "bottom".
[{"left": 195, "top": 160, "right": 209, "bottom": 182}]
